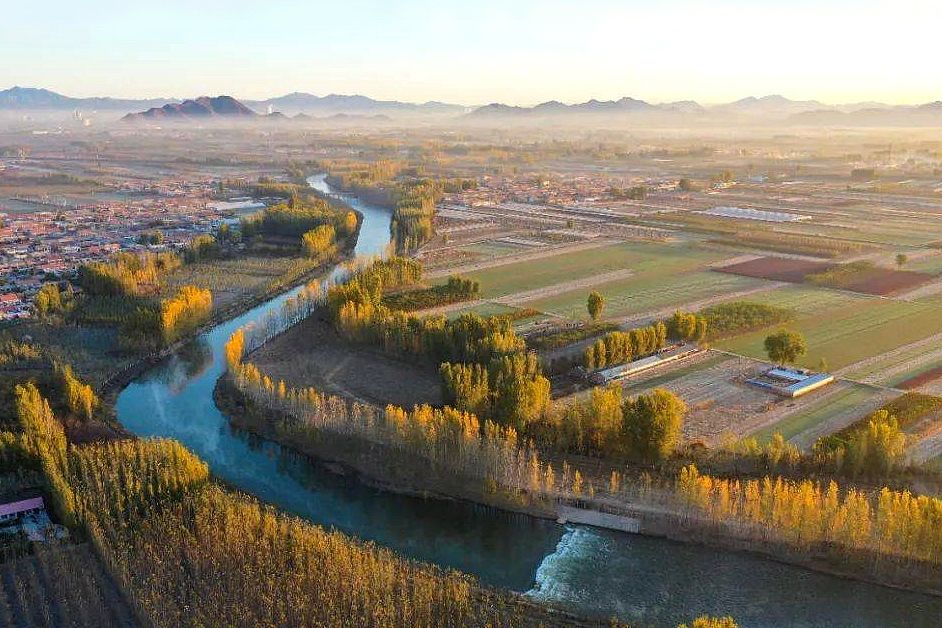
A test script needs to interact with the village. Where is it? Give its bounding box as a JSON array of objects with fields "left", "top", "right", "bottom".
[{"left": 0, "top": 168, "right": 250, "bottom": 320}]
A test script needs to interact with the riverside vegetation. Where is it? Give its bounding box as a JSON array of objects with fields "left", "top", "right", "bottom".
[{"left": 3, "top": 380, "right": 610, "bottom": 627}]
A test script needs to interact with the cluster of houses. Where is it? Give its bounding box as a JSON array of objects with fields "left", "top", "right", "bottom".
[
  {"left": 0, "top": 179, "right": 244, "bottom": 320},
  {"left": 453, "top": 173, "right": 679, "bottom": 208}
]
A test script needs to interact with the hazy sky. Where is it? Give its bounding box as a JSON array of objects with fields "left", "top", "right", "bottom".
[{"left": 3, "top": 0, "right": 940, "bottom": 105}]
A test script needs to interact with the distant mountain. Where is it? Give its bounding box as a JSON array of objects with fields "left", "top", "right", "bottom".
[
  {"left": 788, "top": 103, "right": 942, "bottom": 127},
  {"left": 713, "top": 94, "right": 828, "bottom": 116},
  {"left": 0, "top": 86, "right": 175, "bottom": 111},
  {"left": 122, "top": 96, "right": 258, "bottom": 122},
  {"left": 465, "top": 103, "right": 531, "bottom": 118},
  {"left": 465, "top": 97, "right": 681, "bottom": 120},
  {"left": 6, "top": 86, "right": 942, "bottom": 127},
  {"left": 660, "top": 100, "right": 706, "bottom": 114},
  {"left": 245, "top": 92, "right": 464, "bottom": 116},
  {"left": 463, "top": 94, "right": 942, "bottom": 125}
]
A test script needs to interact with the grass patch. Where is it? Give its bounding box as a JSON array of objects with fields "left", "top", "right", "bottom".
[
  {"left": 715, "top": 294, "right": 942, "bottom": 370},
  {"left": 527, "top": 271, "right": 762, "bottom": 321},
  {"left": 452, "top": 241, "right": 723, "bottom": 298},
  {"left": 750, "top": 384, "right": 882, "bottom": 443},
  {"left": 527, "top": 322, "right": 620, "bottom": 351}
]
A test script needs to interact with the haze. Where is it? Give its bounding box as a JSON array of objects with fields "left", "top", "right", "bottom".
[{"left": 3, "top": 0, "right": 941, "bottom": 106}]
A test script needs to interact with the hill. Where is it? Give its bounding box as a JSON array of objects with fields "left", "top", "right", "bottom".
[{"left": 122, "top": 96, "right": 258, "bottom": 122}]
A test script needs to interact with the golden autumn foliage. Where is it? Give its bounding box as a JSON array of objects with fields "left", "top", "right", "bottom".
[
  {"left": 55, "top": 361, "right": 99, "bottom": 421},
  {"left": 159, "top": 285, "right": 213, "bottom": 344},
  {"left": 301, "top": 223, "right": 337, "bottom": 261},
  {"left": 677, "top": 465, "right": 942, "bottom": 565},
  {"left": 15, "top": 382, "right": 536, "bottom": 626}
]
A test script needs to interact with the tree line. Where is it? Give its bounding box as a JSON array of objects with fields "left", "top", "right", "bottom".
[
  {"left": 677, "top": 465, "right": 942, "bottom": 571},
  {"left": 584, "top": 310, "right": 707, "bottom": 370}
]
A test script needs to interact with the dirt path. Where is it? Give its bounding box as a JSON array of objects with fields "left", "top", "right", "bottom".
[{"left": 425, "top": 238, "right": 620, "bottom": 278}]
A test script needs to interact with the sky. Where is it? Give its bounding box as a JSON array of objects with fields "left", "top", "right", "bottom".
[{"left": 2, "top": 0, "right": 941, "bottom": 106}]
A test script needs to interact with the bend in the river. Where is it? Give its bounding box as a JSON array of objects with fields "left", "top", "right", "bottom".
[{"left": 115, "top": 174, "right": 942, "bottom": 627}]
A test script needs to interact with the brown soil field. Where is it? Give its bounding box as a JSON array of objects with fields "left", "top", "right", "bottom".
[
  {"left": 714, "top": 256, "right": 832, "bottom": 282},
  {"left": 716, "top": 256, "right": 933, "bottom": 295},
  {"left": 835, "top": 267, "right": 935, "bottom": 296},
  {"left": 899, "top": 366, "right": 942, "bottom": 390},
  {"left": 248, "top": 315, "right": 443, "bottom": 409}
]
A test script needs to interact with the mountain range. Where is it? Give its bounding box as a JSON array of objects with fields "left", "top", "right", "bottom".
[
  {"left": 0, "top": 86, "right": 175, "bottom": 111},
  {"left": 3, "top": 87, "right": 942, "bottom": 126}
]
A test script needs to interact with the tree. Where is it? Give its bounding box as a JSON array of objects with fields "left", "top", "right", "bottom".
[
  {"left": 678, "top": 617, "right": 738, "bottom": 628},
  {"left": 35, "top": 283, "right": 63, "bottom": 317},
  {"left": 896, "top": 253, "right": 908, "bottom": 268},
  {"left": 587, "top": 291, "right": 605, "bottom": 321},
  {"left": 844, "top": 410, "right": 907, "bottom": 476},
  {"left": 764, "top": 329, "right": 807, "bottom": 366},
  {"left": 678, "top": 178, "right": 694, "bottom": 192},
  {"left": 622, "top": 388, "right": 686, "bottom": 463}
]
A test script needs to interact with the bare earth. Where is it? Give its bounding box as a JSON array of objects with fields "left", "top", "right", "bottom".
[{"left": 249, "top": 315, "right": 443, "bottom": 409}]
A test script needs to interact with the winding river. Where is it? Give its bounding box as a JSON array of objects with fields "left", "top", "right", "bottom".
[{"left": 115, "top": 174, "right": 942, "bottom": 627}]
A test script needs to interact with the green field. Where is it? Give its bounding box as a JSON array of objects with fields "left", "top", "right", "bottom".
[
  {"left": 749, "top": 384, "right": 886, "bottom": 444},
  {"left": 525, "top": 271, "right": 763, "bottom": 320},
  {"left": 445, "top": 302, "right": 520, "bottom": 320},
  {"left": 714, "top": 286, "right": 942, "bottom": 371},
  {"left": 899, "top": 253, "right": 942, "bottom": 274},
  {"left": 841, "top": 338, "right": 942, "bottom": 386},
  {"left": 458, "top": 240, "right": 529, "bottom": 258},
  {"left": 447, "top": 241, "right": 725, "bottom": 299}
]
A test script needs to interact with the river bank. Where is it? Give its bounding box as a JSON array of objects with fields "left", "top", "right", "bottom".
[
  {"left": 215, "top": 372, "right": 942, "bottom": 602},
  {"left": 97, "top": 186, "right": 365, "bottom": 411}
]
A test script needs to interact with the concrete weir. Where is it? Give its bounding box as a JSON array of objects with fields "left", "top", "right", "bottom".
[{"left": 557, "top": 505, "right": 641, "bottom": 534}]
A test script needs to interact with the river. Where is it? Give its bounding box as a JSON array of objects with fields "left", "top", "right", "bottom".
[{"left": 115, "top": 174, "right": 942, "bottom": 627}]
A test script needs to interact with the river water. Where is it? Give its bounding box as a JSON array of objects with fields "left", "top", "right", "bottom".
[{"left": 115, "top": 174, "right": 942, "bottom": 627}]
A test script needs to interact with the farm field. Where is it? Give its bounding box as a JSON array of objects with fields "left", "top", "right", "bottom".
[
  {"left": 717, "top": 284, "right": 860, "bottom": 315},
  {"left": 716, "top": 256, "right": 934, "bottom": 295},
  {"left": 840, "top": 333, "right": 942, "bottom": 387},
  {"left": 523, "top": 270, "right": 765, "bottom": 321},
  {"left": 0, "top": 544, "right": 139, "bottom": 628},
  {"left": 444, "top": 302, "right": 520, "bottom": 320},
  {"left": 442, "top": 241, "right": 725, "bottom": 299},
  {"left": 904, "top": 253, "right": 942, "bottom": 274},
  {"left": 748, "top": 383, "right": 895, "bottom": 447},
  {"left": 714, "top": 293, "right": 942, "bottom": 371},
  {"left": 613, "top": 352, "right": 877, "bottom": 446},
  {"left": 163, "top": 254, "right": 323, "bottom": 311}
]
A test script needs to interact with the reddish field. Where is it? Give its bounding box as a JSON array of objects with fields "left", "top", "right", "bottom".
[
  {"left": 714, "top": 257, "right": 831, "bottom": 282},
  {"left": 716, "top": 256, "right": 933, "bottom": 296},
  {"left": 899, "top": 366, "right": 942, "bottom": 390},
  {"left": 836, "top": 268, "right": 934, "bottom": 295}
]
